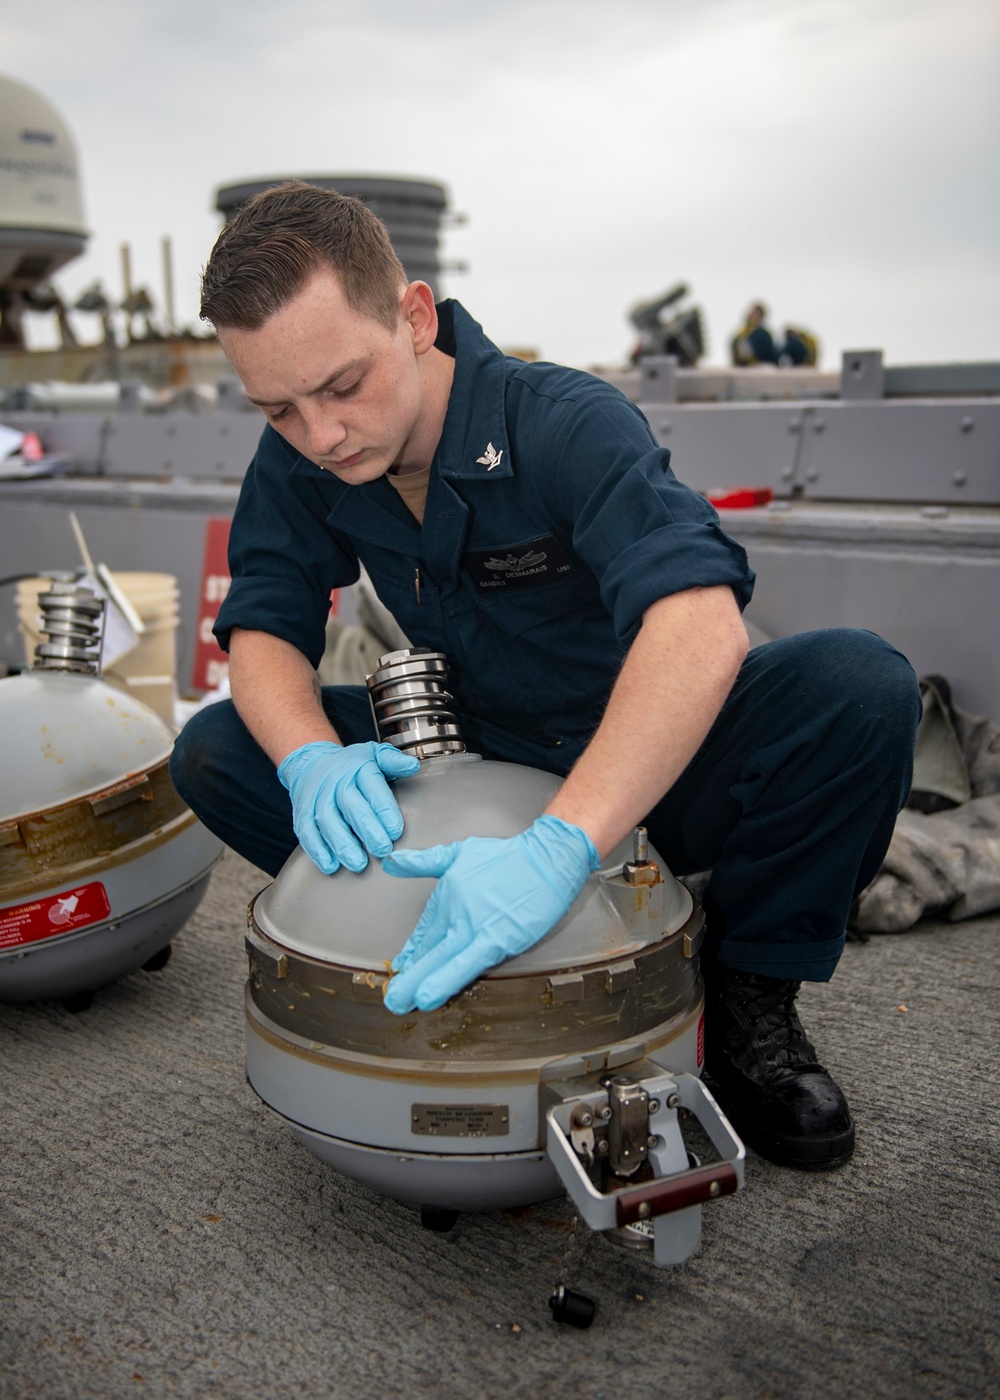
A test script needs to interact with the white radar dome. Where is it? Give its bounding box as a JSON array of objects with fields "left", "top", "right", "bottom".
[{"left": 0, "top": 74, "right": 88, "bottom": 290}]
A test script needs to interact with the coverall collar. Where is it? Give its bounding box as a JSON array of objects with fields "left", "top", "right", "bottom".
[
  {"left": 316, "top": 300, "right": 512, "bottom": 569},
  {"left": 432, "top": 300, "right": 513, "bottom": 483}
]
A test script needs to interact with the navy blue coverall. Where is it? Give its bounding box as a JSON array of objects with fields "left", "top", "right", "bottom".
[{"left": 171, "top": 302, "right": 920, "bottom": 982}]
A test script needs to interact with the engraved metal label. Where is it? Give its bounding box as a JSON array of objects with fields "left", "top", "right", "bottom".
[{"left": 411, "top": 1103, "right": 510, "bottom": 1138}]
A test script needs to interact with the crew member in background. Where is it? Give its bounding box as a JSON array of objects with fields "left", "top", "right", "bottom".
[
  {"left": 171, "top": 183, "right": 920, "bottom": 1174},
  {"left": 730, "top": 302, "right": 778, "bottom": 366},
  {"left": 779, "top": 325, "right": 819, "bottom": 367}
]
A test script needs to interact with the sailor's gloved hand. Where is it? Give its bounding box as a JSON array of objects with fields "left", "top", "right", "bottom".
[
  {"left": 382, "top": 814, "right": 600, "bottom": 1013},
  {"left": 277, "top": 740, "right": 419, "bottom": 875}
]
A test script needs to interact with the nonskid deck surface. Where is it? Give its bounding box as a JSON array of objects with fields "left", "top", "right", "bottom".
[{"left": 2, "top": 848, "right": 997, "bottom": 1399}]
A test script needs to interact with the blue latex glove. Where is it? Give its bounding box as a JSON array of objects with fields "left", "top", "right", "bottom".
[
  {"left": 382, "top": 814, "right": 600, "bottom": 1013},
  {"left": 277, "top": 740, "right": 419, "bottom": 875}
]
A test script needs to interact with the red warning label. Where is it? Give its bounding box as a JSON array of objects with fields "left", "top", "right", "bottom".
[
  {"left": 697, "top": 1012, "right": 705, "bottom": 1068},
  {"left": 191, "top": 516, "right": 232, "bottom": 693},
  {"left": 0, "top": 883, "right": 111, "bottom": 950}
]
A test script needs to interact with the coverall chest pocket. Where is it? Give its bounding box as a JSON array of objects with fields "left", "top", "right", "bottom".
[{"left": 470, "top": 570, "right": 602, "bottom": 639}]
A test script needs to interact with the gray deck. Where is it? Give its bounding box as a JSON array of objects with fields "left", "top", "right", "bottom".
[{"left": 2, "top": 849, "right": 997, "bottom": 1399}]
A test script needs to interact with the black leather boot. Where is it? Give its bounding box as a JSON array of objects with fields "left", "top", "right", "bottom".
[{"left": 703, "top": 968, "right": 855, "bottom": 1170}]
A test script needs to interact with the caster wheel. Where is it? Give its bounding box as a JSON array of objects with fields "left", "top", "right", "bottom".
[
  {"left": 142, "top": 944, "right": 172, "bottom": 972},
  {"left": 420, "top": 1205, "right": 459, "bottom": 1233}
]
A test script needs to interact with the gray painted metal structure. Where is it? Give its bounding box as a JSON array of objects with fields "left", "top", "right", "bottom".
[
  {"left": 716, "top": 503, "right": 999, "bottom": 715},
  {"left": 632, "top": 350, "right": 999, "bottom": 714},
  {"left": 637, "top": 351, "right": 1000, "bottom": 506},
  {"left": 0, "top": 349, "right": 997, "bottom": 711}
]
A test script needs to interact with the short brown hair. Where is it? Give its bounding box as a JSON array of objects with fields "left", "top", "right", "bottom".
[{"left": 200, "top": 180, "right": 407, "bottom": 332}]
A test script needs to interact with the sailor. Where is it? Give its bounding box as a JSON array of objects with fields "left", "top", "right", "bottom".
[
  {"left": 730, "top": 302, "right": 778, "bottom": 366},
  {"left": 171, "top": 181, "right": 920, "bottom": 1172},
  {"left": 779, "top": 325, "right": 820, "bottom": 367}
]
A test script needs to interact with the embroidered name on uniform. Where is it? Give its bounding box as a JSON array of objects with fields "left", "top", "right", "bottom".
[
  {"left": 476, "top": 443, "right": 504, "bottom": 470},
  {"left": 464, "top": 535, "right": 578, "bottom": 591}
]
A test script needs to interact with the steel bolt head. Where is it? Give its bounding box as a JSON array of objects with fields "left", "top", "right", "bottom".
[
  {"left": 666, "top": 1093, "right": 680, "bottom": 1109},
  {"left": 597, "top": 1105, "right": 612, "bottom": 1121},
  {"left": 647, "top": 1099, "right": 660, "bottom": 1114},
  {"left": 637, "top": 1201, "right": 652, "bottom": 1219}
]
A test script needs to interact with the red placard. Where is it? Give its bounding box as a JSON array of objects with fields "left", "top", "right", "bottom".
[
  {"left": 0, "top": 882, "right": 111, "bottom": 950},
  {"left": 190, "top": 517, "right": 342, "bottom": 692},
  {"left": 697, "top": 1011, "right": 705, "bottom": 1068},
  {"left": 191, "top": 516, "right": 232, "bottom": 692}
]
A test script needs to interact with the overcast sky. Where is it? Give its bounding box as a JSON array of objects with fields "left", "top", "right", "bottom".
[{"left": 3, "top": 0, "right": 998, "bottom": 369}]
